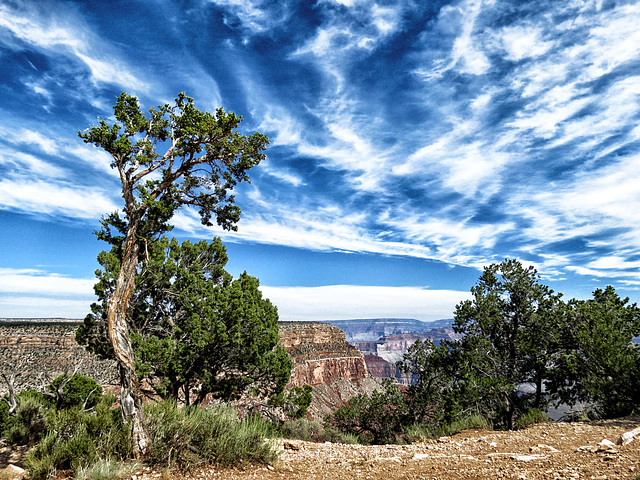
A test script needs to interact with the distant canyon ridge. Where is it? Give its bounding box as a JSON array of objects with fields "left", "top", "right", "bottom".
[
  {"left": 326, "top": 318, "right": 460, "bottom": 383},
  {"left": 0, "top": 318, "right": 454, "bottom": 418}
]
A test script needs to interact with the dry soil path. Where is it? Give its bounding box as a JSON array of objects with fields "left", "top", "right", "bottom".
[
  {"left": 3, "top": 418, "right": 640, "bottom": 480},
  {"left": 156, "top": 418, "right": 640, "bottom": 480}
]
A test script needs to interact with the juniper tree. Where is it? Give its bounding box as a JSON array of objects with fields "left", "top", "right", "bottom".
[
  {"left": 79, "top": 92, "right": 268, "bottom": 457},
  {"left": 451, "top": 259, "right": 563, "bottom": 429},
  {"left": 78, "top": 237, "right": 292, "bottom": 407}
]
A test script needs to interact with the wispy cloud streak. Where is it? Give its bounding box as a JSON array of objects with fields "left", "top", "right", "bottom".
[{"left": 1, "top": 0, "right": 640, "bottom": 311}]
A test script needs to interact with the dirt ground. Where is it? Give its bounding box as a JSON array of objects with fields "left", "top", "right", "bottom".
[
  {"left": 3, "top": 418, "right": 640, "bottom": 480},
  {"left": 165, "top": 417, "right": 640, "bottom": 480}
]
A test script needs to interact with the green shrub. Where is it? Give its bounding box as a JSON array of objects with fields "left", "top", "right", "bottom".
[
  {"left": 49, "top": 373, "right": 103, "bottom": 410},
  {"left": 278, "top": 418, "right": 324, "bottom": 442},
  {"left": 23, "top": 434, "right": 57, "bottom": 480},
  {"left": 145, "top": 401, "right": 277, "bottom": 471},
  {"left": 278, "top": 418, "right": 360, "bottom": 444},
  {"left": 24, "top": 395, "right": 130, "bottom": 480},
  {"left": 328, "top": 380, "right": 410, "bottom": 444},
  {"left": 0, "top": 399, "right": 10, "bottom": 436},
  {"left": 4, "top": 393, "right": 49, "bottom": 445},
  {"left": 515, "top": 408, "right": 550, "bottom": 430}
]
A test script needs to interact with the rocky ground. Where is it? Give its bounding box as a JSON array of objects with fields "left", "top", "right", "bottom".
[
  {"left": 170, "top": 418, "right": 640, "bottom": 480},
  {"left": 3, "top": 418, "right": 640, "bottom": 480}
]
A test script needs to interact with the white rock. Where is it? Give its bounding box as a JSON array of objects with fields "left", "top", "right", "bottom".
[
  {"left": 511, "top": 454, "right": 547, "bottom": 462},
  {"left": 3, "top": 465, "right": 25, "bottom": 479},
  {"left": 537, "top": 444, "right": 559, "bottom": 453},
  {"left": 618, "top": 425, "right": 640, "bottom": 446}
]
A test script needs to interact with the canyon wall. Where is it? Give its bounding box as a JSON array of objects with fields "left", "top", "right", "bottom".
[
  {"left": 278, "top": 322, "right": 380, "bottom": 419},
  {"left": 0, "top": 319, "right": 378, "bottom": 419},
  {"left": 0, "top": 320, "right": 118, "bottom": 392},
  {"left": 353, "top": 327, "right": 463, "bottom": 384}
]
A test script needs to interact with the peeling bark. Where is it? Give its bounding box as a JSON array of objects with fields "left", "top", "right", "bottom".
[{"left": 107, "top": 222, "right": 149, "bottom": 459}]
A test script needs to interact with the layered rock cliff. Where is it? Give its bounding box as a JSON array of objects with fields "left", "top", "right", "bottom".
[
  {"left": 353, "top": 327, "right": 462, "bottom": 384},
  {"left": 278, "top": 322, "right": 380, "bottom": 419},
  {"left": 0, "top": 319, "right": 378, "bottom": 419},
  {"left": 279, "top": 322, "right": 369, "bottom": 387},
  {"left": 0, "top": 320, "right": 117, "bottom": 392}
]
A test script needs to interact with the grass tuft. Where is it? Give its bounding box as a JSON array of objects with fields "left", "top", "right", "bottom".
[
  {"left": 145, "top": 401, "right": 278, "bottom": 471},
  {"left": 278, "top": 418, "right": 360, "bottom": 444},
  {"left": 76, "top": 458, "right": 140, "bottom": 480},
  {"left": 445, "top": 414, "right": 493, "bottom": 435},
  {"left": 515, "top": 409, "right": 551, "bottom": 430}
]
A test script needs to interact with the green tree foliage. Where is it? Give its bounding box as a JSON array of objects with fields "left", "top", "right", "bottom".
[
  {"left": 329, "top": 379, "right": 410, "bottom": 444},
  {"left": 550, "top": 286, "right": 640, "bottom": 418},
  {"left": 77, "top": 236, "right": 292, "bottom": 406},
  {"left": 47, "top": 373, "right": 103, "bottom": 410},
  {"left": 397, "top": 339, "right": 459, "bottom": 424},
  {"left": 451, "top": 259, "right": 563, "bottom": 429},
  {"left": 79, "top": 92, "right": 267, "bottom": 456},
  {"left": 274, "top": 385, "right": 314, "bottom": 420},
  {"left": 332, "top": 261, "right": 640, "bottom": 442}
]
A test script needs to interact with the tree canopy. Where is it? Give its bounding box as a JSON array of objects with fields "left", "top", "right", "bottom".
[
  {"left": 450, "top": 259, "right": 564, "bottom": 428},
  {"left": 78, "top": 236, "right": 292, "bottom": 406},
  {"left": 549, "top": 286, "right": 640, "bottom": 418},
  {"left": 395, "top": 260, "right": 640, "bottom": 432}
]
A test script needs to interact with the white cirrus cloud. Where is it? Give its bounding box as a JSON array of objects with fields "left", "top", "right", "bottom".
[
  {"left": 0, "top": 178, "right": 118, "bottom": 220},
  {"left": 0, "top": 123, "right": 119, "bottom": 178},
  {"left": 415, "top": 0, "right": 491, "bottom": 78},
  {"left": 396, "top": 118, "right": 514, "bottom": 200},
  {"left": 207, "top": 0, "right": 293, "bottom": 34},
  {"left": 171, "top": 202, "right": 437, "bottom": 261},
  {"left": 496, "top": 25, "right": 555, "bottom": 61},
  {"left": 3, "top": 150, "right": 67, "bottom": 179},
  {"left": 0, "top": 2, "right": 147, "bottom": 91},
  {"left": 512, "top": 153, "right": 640, "bottom": 262}
]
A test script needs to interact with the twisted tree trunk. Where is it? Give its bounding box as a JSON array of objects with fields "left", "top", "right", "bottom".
[{"left": 107, "top": 222, "right": 149, "bottom": 459}]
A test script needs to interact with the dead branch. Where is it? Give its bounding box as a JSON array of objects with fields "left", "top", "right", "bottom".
[
  {"left": 38, "top": 360, "right": 84, "bottom": 409},
  {"left": 0, "top": 360, "right": 23, "bottom": 415}
]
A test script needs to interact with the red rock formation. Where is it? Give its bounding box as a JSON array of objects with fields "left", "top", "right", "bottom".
[
  {"left": 278, "top": 322, "right": 380, "bottom": 419},
  {"left": 279, "top": 322, "right": 369, "bottom": 386},
  {"left": 0, "top": 320, "right": 381, "bottom": 419},
  {"left": 363, "top": 354, "right": 396, "bottom": 378}
]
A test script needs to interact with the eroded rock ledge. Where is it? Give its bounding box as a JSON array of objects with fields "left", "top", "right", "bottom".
[
  {"left": 0, "top": 319, "right": 379, "bottom": 419},
  {"left": 278, "top": 322, "right": 380, "bottom": 419}
]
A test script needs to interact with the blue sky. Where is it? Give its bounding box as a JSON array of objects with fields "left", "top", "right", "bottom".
[{"left": 1, "top": 0, "right": 639, "bottom": 321}]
